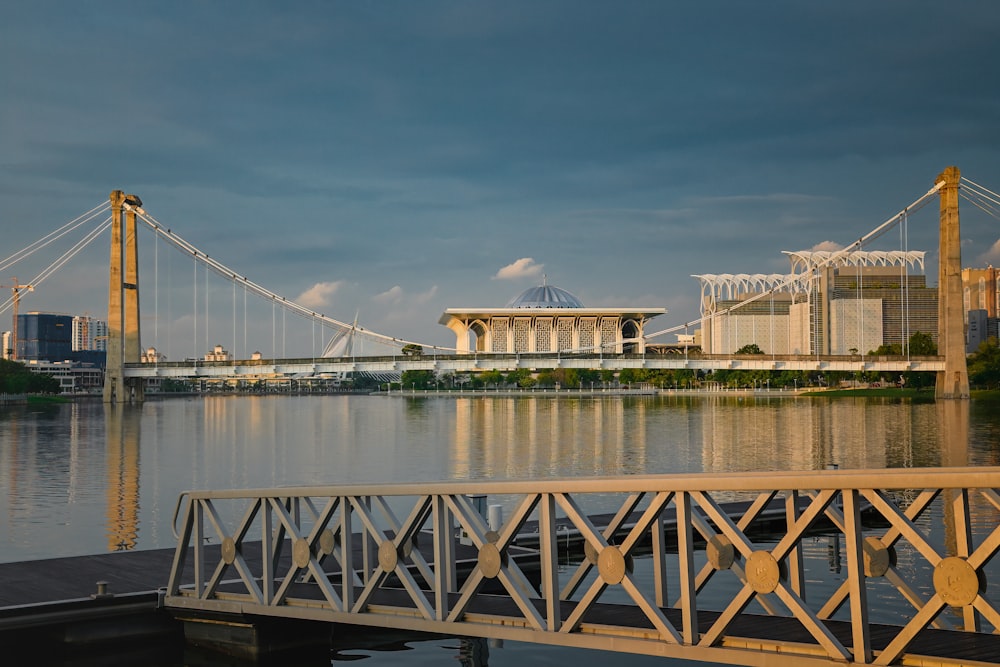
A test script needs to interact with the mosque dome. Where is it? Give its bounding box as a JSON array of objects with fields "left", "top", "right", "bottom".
[{"left": 506, "top": 284, "right": 584, "bottom": 308}]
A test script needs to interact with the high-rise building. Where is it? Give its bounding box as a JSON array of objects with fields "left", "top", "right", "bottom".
[
  {"left": 72, "top": 315, "right": 108, "bottom": 351},
  {"left": 18, "top": 312, "right": 73, "bottom": 361}
]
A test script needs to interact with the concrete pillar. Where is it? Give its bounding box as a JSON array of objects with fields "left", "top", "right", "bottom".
[
  {"left": 935, "top": 166, "right": 971, "bottom": 399},
  {"left": 103, "top": 191, "right": 125, "bottom": 403},
  {"left": 124, "top": 195, "right": 144, "bottom": 402}
]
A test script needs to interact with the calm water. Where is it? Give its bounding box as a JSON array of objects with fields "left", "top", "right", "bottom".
[{"left": 1, "top": 393, "right": 998, "bottom": 665}]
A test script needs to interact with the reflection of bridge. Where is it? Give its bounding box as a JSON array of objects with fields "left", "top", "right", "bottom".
[
  {"left": 124, "top": 352, "right": 945, "bottom": 380},
  {"left": 94, "top": 167, "right": 968, "bottom": 399}
]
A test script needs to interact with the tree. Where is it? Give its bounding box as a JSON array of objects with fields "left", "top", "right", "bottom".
[
  {"left": 969, "top": 337, "right": 1000, "bottom": 388},
  {"left": 401, "top": 344, "right": 423, "bottom": 356},
  {"left": 480, "top": 370, "right": 504, "bottom": 388},
  {"left": 735, "top": 343, "right": 764, "bottom": 355},
  {"left": 906, "top": 331, "right": 937, "bottom": 356},
  {"left": 0, "top": 359, "right": 60, "bottom": 394},
  {"left": 401, "top": 369, "right": 435, "bottom": 389}
]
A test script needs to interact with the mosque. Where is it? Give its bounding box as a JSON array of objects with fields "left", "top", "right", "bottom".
[{"left": 438, "top": 281, "right": 665, "bottom": 354}]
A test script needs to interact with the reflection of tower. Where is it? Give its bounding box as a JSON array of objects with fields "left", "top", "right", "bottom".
[{"left": 105, "top": 406, "right": 141, "bottom": 551}]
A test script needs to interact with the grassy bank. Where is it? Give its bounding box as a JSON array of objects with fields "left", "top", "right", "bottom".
[
  {"left": 804, "top": 387, "right": 1000, "bottom": 400},
  {"left": 26, "top": 395, "right": 71, "bottom": 404}
]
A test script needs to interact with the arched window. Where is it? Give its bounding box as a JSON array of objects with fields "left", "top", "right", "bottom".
[{"left": 622, "top": 320, "right": 640, "bottom": 354}]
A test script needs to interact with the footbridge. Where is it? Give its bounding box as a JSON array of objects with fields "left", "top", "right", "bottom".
[
  {"left": 125, "top": 351, "right": 945, "bottom": 380},
  {"left": 166, "top": 467, "right": 1000, "bottom": 665},
  {"left": 94, "top": 167, "right": 976, "bottom": 399}
]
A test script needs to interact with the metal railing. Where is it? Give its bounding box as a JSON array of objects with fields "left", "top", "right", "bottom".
[{"left": 165, "top": 469, "right": 1000, "bottom": 666}]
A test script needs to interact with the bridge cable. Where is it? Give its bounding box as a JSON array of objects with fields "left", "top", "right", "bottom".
[
  {"left": 0, "top": 201, "right": 109, "bottom": 275},
  {"left": 0, "top": 216, "right": 112, "bottom": 314},
  {"left": 127, "top": 204, "right": 458, "bottom": 354},
  {"left": 639, "top": 180, "right": 946, "bottom": 345},
  {"left": 960, "top": 178, "right": 1000, "bottom": 221}
]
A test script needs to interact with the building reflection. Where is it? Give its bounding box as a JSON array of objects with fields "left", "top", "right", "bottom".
[
  {"left": 449, "top": 397, "right": 650, "bottom": 479},
  {"left": 446, "top": 394, "right": 979, "bottom": 482},
  {"left": 104, "top": 406, "right": 141, "bottom": 551}
]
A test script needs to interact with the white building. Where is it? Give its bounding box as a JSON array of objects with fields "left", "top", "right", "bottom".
[
  {"left": 695, "top": 250, "right": 937, "bottom": 355},
  {"left": 439, "top": 283, "right": 665, "bottom": 354},
  {"left": 72, "top": 316, "right": 108, "bottom": 351}
]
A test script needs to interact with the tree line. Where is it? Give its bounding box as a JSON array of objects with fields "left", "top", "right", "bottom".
[
  {"left": 0, "top": 359, "right": 61, "bottom": 394},
  {"left": 397, "top": 331, "right": 1000, "bottom": 392}
]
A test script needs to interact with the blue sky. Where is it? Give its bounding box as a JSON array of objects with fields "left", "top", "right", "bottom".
[{"left": 2, "top": 2, "right": 999, "bottom": 357}]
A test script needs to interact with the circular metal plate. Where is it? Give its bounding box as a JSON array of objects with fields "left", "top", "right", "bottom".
[
  {"left": 598, "top": 546, "right": 628, "bottom": 585},
  {"left": 478, "top": 543, "right": 503, "bottom": 579},
  {"left": 934, "top": 556, "right": 980, "bottom": 607},
  {"left": 746, "top": 551, "right": 781, "bottom": 594},
  {"left": 293, "top": 538, "right": 312, "bottom": 569},
  {"left": 378, "top": 540, "right": 399, "bottom": 571},
  {"left": 221, "top": 537, "right": 236, "bottom": 565},
  {"left": 863, "top": 536, "right": 891, "bottom": 578},
  {"left": 484, "top": 530, "right": 500, "bottom": 544},
  {"left": 707, "top": 535, "right": 735, "bottom": 570},
  {"left": 318, "top": 529, "right": 335, "bottom": 556}
]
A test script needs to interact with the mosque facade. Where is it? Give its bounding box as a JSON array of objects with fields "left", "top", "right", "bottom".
[{"left": 439, "top": 284, "right": 665, "bottom": 354}]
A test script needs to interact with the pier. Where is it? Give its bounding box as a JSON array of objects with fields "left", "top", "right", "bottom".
[{"left": 5, "top": 468, "right": 1000, "bottom": 665}]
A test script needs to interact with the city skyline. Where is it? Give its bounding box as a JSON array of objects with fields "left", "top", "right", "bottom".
[{"left": 3, "top": 3, "right": 1000, "bottom": 352}]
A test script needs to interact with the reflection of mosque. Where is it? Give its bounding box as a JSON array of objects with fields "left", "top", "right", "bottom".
[
  {"left": 449, "top": 397, "right": 651, "bottom": 479},
  {"left": 105, "top": 407, "right": 141, "bottom": 551}
]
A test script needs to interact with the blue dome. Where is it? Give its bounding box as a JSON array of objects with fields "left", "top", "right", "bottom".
[{"left": 506, "top": 284, "right": 584, "bottom": 308}]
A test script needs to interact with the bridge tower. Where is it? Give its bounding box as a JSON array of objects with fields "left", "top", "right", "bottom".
[
  {"left": 935, "top": 166, "right": 970, "bottom": 399},
  {"left": 103, "top": 190, "right": 144, "bottom": 403}
]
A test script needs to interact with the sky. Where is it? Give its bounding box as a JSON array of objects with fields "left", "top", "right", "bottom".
[{"left": 2, "top": 2, "right": 1000, "bottom": 359}]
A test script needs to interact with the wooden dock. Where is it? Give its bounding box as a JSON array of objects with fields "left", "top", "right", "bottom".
[
  {"left": 6, "top": 476, "right": 1000, "bottom": 666},
  {"left": 0, "top": 498, "right": 802, "bottom": 656}
]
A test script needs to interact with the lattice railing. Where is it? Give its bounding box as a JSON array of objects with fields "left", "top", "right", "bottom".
[{"left": 166, "top": 469, "right": 1000, "bottom": 666}]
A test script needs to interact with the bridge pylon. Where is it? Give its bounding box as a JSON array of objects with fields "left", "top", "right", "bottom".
[
  {"left": 935, "top": 166, "right": 970, "bottom": 399},
  {"left": 103, "top": 190, "right": 144, "bottom": 404}
]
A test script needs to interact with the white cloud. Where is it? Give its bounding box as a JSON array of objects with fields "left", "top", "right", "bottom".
[
  {"left": 810, "top": 240, "right": 844, "bottom": 252},
  {"left": 295, "top": 281, "right": 344, "bottom": 309},
  {"left": 977, "top": 239, "right": 1000, "bottom": 266},
  {"left": 493, "top": 257, "right": 543, "bottom": 280},
  {"left": 374, "top": 285, "right": 404, "bottom": 304}
]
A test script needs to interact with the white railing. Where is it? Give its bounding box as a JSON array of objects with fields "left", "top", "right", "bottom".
[{"left": 165, "top": 469, "right": 1000, "bottom": 666}]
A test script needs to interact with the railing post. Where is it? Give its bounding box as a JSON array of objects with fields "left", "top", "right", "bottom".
[
  {"left": 538, "top": 493, "right": 562, "bottom": 631},
  {"left": 651, "top": 503, "right": 668, "bottom": 609},
  {"left": 432, "top": 495, "right": 456, "bottom": 620},
  {"left": 675, "top": 491, "right": 698, "bottom": 645},
  {"left": 341, "top": 496, "right": 355, "bottom": 607},
  {"left": 262, "top": 498, "right": 275, "bottom": 605},
  {"left": 948, "top": 488, "right": 980, "bottom": 631},
  {"left": 785, "top": 490, "right": 805, "bottom": 598},
  {"left": 842, "top": 488, "right": 871, "bottom": 663},
  {"left": 193, "top": 499, "right": 205, "bottom": 599}
]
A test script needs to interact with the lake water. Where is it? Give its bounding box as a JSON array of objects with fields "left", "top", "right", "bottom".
[{"left": 1, "top": 393, "right": 997, "bottom": 665}]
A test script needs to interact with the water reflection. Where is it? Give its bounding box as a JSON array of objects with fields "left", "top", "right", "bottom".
[
  {"left": 104, "top": 405, "right": 141, "bottom": 551},
  {"left": 0, "top": 394, "right": 996, "bottom": 562}
]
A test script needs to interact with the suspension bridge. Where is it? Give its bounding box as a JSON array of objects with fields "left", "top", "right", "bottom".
[{"left": 2, "top": 166, "right": 997, "bottom": 400}]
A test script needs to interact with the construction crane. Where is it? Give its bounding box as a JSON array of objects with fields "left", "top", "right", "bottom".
[{"left": 0, "top": 277, "right": 34, "bottom": 360}]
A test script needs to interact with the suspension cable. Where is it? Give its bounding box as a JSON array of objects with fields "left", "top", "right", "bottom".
[
  {"left": 0, "top": 217, "right": 112, "bottom": 314},
  {"left": 0, "top": 202, "right": 109, "bottom": 274},
  {"left": 127, "top": 203, "right": 455, "bottom": 353},
  {"left": 641, "top": 180, "right": 946, "bottom": 344}
]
